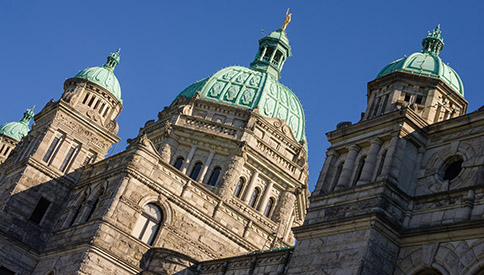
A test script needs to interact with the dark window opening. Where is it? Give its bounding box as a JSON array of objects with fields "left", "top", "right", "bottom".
[
  {"left": 249, "top": 188, "right": 261, "bottom": 208},
  {"left": 415, "top": 95, "right": 424, "bottom": 104},
  {"left": 0, "top": 266, "right": 16, "bottom": 275},
  {"left": 189, "top": 162, "right": 203, "bottom": 180},
  {"left": 233, "top": 178, "right": 245, "bottom": 198},
  {"left": 30, "top": 197, "right": 51, "bottom": 224},
  {"left": 263, "top": 198, "right": 275, "bottom": 218},
  {"left": 87, "top": 96, "right": 96, "bottom": 107},
  {"left": 443, "top": 159, "right": 463, "bottom": 181},
  {"left": 173, "top": 157, "right": 184, "bottom": 170},
  {"left": 82, "top": 93, "right": 90, "bottom": 104},
  {"left": 263, "top": 47, "right": 274, "bottom": 62},
  {"left": 404, "top": 93, "right": 411, "bottom": 102},
  {"left": 353, "top": 157, "right": 366, "bottom": 185},
  {"left": 207, "top": 167, "right": 221, "bottom": 186},
  {"left": 272, "top": 50, "right": 283, "bottom": 66},
  {"left": 380, "top": 95, "right": 389, "bottom": 115}
]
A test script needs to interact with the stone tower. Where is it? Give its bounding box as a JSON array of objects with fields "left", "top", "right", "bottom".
[
  {"left": 0, "top": 51, "right": 123, "bottom": 273},
  {"left": 0, "top": 107, "right": 34, "bottom": 164},
  {"left": 0, "top": 24, "right": 309, "bottom": 274},
  {"left": 286, "top": 26, "right": 484, "bottom": 274}
]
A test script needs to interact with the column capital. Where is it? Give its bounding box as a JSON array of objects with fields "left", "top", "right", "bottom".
[
  {"left": 370, "top": 137, "right": 383, "bottom": 146},
  {"left": 326, "top": 149, "right": 340, "bottom": 158},
  {"left": 349, "top": 144, "right": 361, "bottom": 152}
]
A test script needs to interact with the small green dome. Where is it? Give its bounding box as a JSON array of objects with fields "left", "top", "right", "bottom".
[
  {"left": 178, "top": 66, "right": 306, "bottom": 143},
  {"left": 0, "top": 107, "right": 35, "bottom": 141},
  {"left": 376, "top": 25, "right": 464, "bottom": 97},
  {"left": 75, "top": 50, "right": 122, "bottom": 103}
]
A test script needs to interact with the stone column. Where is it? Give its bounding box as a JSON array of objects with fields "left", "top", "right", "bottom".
[
  {"left": 198, "top": 150, "right": 215, "bottom": 182},
  {"left": 313, "top": 150, "right": 340, "bottom": 194},
  {"left": 218, "top": 145, "right": 247, "bottom": 200},
  {"left": 272, "top": 188, "right": 297, "bottom": 236},
  {"left": 335, "top": 145, "right": 360, "bottom": 190},
  {"left": 257, "top": 180, "right": 274, "bottom": 212},
  {"left": 159, "top": 135, "right": 179, "bottom": 163},
  {"left": 181, "top": 145, "right": 197, "bottom": 174},
  {"left": 243, "top": 171, "right": 260, "bottom": 203},
  {"left": 356, "top": 138, "right": 382, "bottom": 186}
]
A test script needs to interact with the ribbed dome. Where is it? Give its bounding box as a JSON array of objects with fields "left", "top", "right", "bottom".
[
  {"left": 75, "top": 50, "right": 122, "bottom": 103},
  {"left": 178, "top": 66, "right": 306, "bottom": 143},
  {"left": 0, "top": 107, "right": 35, "bottom": 141},
  {"left": 376, "top": 52, "right": 464, "bottom": 96},
  {"left": 376, "top": 25, "right": 464, "bottom": 97}
]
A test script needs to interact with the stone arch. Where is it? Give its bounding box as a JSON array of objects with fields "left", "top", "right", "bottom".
[
  {"left": 137, "top": 194, "right": 173, "bottom": 226},
  {"left": 460, "top": 239, "right": 484, "bottom": 274}
]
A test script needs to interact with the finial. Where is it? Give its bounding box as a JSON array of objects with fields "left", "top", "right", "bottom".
[
  {"left": 103, "top": 49, "right": 121, "bottom": 72},
  {"left": 20, "top": 106, "right": 35, "bottom": 125},
  {"left": 422, "top": 24, "right": 444, "bottom": 56},
  {"left": 281, "top": 8, "right": 292, "bottom": 31}
]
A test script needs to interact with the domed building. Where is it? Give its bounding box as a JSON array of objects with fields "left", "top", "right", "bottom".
[
  {"left": 0, "top": 20, "right": 484, "bottom": 275},
  {"left": 0, "top": 16, "right": 310, "bottom": 274}
]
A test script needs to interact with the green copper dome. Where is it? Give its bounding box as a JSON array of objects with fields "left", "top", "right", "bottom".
[
  {"left": 177, "top": 26, "right": 305, "bottom": 143},
  {"left": 74, "top": 49, "right": 123, "bottom": 103},
  {"left": 0, "top": 107, "right": 35, "bottom": 141},
  {"left": 377, "top": 25, "right": 464, "bottom": 96},
  {"left": 178, "top": 66, "right": 306, "bottom": 143}
]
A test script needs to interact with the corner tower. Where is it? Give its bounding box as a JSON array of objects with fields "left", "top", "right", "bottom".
[
  {"left": 0, "top": 107, "right": 34, "bottom": 164},
  {"left": 0, "top": 51, "right": 123, "bottom": 272},
  {"left": 364, "top": 25, "right": 467, "bottom": 123},
  {"left": 288, "top": 26, "right": 484, "bottom": 275}
]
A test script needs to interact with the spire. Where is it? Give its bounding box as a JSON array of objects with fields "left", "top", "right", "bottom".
[
  {"left": 250, "top": 11, "right": 293, "bottom": 79},
  {"left": 422, "top": 25, "right": 445, "bottom": 56},
  {"left": 20, "top": 106, "right": 35, "bottom": 125},
  {"left": 103, "top": 49, "right": 121, "bottom": 72}
]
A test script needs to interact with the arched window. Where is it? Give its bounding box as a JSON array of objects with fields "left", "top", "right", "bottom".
[
  {"left": 173, "top": 157, "right": 184, "bottom": 170},
  {"left": 189, "top": 162, "right": 203, "bottom": 180},
  {"left": 133, "top": 203, "right": 162, "bottom": 245},
  {"left": 353, "top": 156, "right": 366, "bottom": 186},
  {"left": 263, "top": 197, "right": 275, "bottom": 218},
  {"left": 249, "top": 188, "right": 261, "bottom": 208},
  {"left": 375, "top": 150, "right": 387, "bottom": 179},
  {"left": 332, "top": 161, "right": 344, "bottom": 190},
  {"left": 207, "top": 167, "right": 221, "bottom": 186},
  {"left": 233, "top": 178, "right": 245, "bottom": 198}
]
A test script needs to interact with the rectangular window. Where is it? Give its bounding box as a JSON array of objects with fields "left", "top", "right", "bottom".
[
  {"left": 30, "top": 197, "right": 51, "bottom": 224},
  {"left": 82, "top": 93, "right": 90, "bottom": 104},
  {"left": 102, "top": 106, "right": 110, "bottom": 118},
  {"left": 415, "top": 95, "right": 424, "bottom": 104},
  {"left": 59, "top": 141, "right": 80, "bottom": 172},
  {"left": 404, "top": 93, "right": 411, "bottom": 102},
  {"left": 83, "top": 150, "right": 97, "bottom": 166},
  {"left": 42, "top": 133, "right": 65, "bottom": 164},
  {"left": 380, "top": 94, "right": 389, "bottom": 115}
]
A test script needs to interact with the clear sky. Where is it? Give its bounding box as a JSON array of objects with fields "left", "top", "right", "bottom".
[{"left": 1, "top": 1, "right": 483, "bottom": 192}]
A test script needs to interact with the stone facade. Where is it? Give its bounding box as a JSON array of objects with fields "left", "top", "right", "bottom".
[{"left": 1, "top": 23, "right": 484, "bottom": 275}]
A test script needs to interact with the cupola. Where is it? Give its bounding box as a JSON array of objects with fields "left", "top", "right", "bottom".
[
  {"left": 0, "top": 106, "right": 35, "bottom": 141},
  {"left": 376, "top": 25, "right": 464, "bottom": 96},
  {"left": 249, "top": 10, "right": 293, "bottom": 79},
  {"left": 74, "top": 49, "right": 122, "bottom": 103}
]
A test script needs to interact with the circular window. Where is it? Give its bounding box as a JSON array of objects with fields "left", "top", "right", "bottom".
[{"left": 439, "top": 156, "right": 463, "bottom": 182}]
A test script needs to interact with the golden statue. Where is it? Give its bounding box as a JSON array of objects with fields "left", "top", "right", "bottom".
[{"left": 281, "top": 8, "right": 292, "bottom": 31}]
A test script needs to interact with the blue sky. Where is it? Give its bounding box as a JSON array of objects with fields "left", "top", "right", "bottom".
[{"left": 1, "top": 1, "right": 483, "bottom": 192}]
